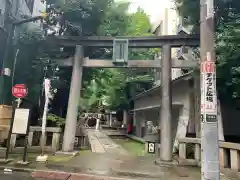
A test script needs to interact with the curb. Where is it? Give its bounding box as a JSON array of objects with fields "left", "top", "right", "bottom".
[
  {"left": 0, "top": 165, "right": 156, "bottom": 180},
  {"left": 0, "top": 165, "right": 35, "bottom": 173},
  {"left": 112, "top": 170, "right": 162, "bottom": 179}
]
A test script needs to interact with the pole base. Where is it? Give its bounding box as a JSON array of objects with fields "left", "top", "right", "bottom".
[
  {"left": 155, "top": 159, "right": 178, "bottom": 167},
  {"left": 55, "top": 151, "right": 78, "bottom": 156},
  {"left": 15, "top": 160, "right": 30, "bottom": 166},
  {"left": 36, "top": 155, "right": 48, "bottom": 162}
]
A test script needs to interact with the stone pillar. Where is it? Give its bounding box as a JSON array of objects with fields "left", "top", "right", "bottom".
[
  {"left": 109, "top": 112, "right": 112, "bottom": 127},
  {"left": 28, "top": 131, "right": 34, "bottom": 147},
  {"left": 160, "top": 44, "right": 173, "bottom": 161},
  {"left": 173, "top": 108, "right": 189, "bottom": 152},
  {"left": 52, "top": 132, "right": 61, "bottom": 151},
  {"left": 140, "top": 115, "right": 146, "bottom": 138},
  {"left": 62, "top": 45, "right": 83, "bottom": 152},
  {"left": 122, "top": 110, "right": 128, "bottom": 128},
  {"left": 136, "top": 112, "right": 142, "bottom": 137},
  {"left": 217, "top": 100, "right": 224, "bottom": 141},
  {"left": 133, "top": 111, "right": 137, "bottom": 135},
  {"left": 10, "top": 134, "right": 17, "bottom": 148}
]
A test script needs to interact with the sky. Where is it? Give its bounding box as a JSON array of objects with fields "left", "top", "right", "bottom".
[{"left": 117, "top": 0, "right": 170, "bottom": 23}]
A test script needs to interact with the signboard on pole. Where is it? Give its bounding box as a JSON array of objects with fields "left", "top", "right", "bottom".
[
  {"left": 12, "top": 84, "right": 28, "bottom": 99},
  {"left": 148, "top": 142, "right": 155, "bottom": 153},
  {"left": 200, "top": 58, "right": 217, "bottom": 123},
  {"left": 12, "top": 108, "right": 30, "bottom": 135}
]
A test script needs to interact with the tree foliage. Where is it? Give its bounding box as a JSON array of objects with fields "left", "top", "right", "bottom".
[
  {"left": 79, "top": 5, "right": 155, "bottom": 111},
  {"left": 174, "top": 0, "right": 240, "bottom": 102},
  {"left": 10, "top": 0, "right": 155, "bottom": 117}
]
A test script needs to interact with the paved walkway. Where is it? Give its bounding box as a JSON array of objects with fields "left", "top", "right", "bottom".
[
  {"left": 1, "top": 129, "right": 238, "bottom": 180},
  {"left": 87, "top": 129, "right": 128, "bottom": 155},
  {"left": 41, "top": 153, "right": 235, "bottom": 180}
]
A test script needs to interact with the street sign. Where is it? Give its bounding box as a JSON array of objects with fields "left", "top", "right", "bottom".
[
  {"left": 148, "top": 142, "right": 155, "bottom": 153},
  {"left": 12, "top": 84, "right": 28, "bottom": 99},
  {"left": 200, "top": 60, "right": 217, "bottom": 123},
  {"left": 12, "top": 108, "right": 30, "bottom": 135}
]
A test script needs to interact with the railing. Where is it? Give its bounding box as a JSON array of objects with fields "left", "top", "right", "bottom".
[
  {"left": 178, "top": 138, "right": 201, "bottom": 166},
  {"left": 7, "top": 126, "right": 61, "bottom": 152},
  {"left": 178, "top": 138, "right": 240, "bottom": 171}
]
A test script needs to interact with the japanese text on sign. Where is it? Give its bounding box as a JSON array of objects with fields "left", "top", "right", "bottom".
[
  {"left": 12, "top": 84, "right": 28, "bottom": 99},
  {"left": 13, "top": 88, "right": 27, "bottom": 94},
  {"left": 206, "top": 72, "right": 214, "bottom": 103},
  {"left": 200, "top": 60, "right": 217, "bottom": 122},
  {"left": 200, "top": 61, "right": 215, "bottom": 73}
]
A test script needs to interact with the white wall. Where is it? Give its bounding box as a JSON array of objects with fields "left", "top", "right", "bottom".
[
  {"left": 32, "top": 0, "right": 46, "bottom": 17},
  {"left": 152, "top": 0, "right": 183, "bottom": 82},
  {"left": 15, "top": 0, "right": 32, "bottom": 18},
  {"left": 0, "top": 1, "right": 6, "bottom": 15},
  {"left": 29, "top": 0, "right": 46, "bottom": 29},
  {"left": 134, "top": 78, "right": 192, "bottom": 150}
]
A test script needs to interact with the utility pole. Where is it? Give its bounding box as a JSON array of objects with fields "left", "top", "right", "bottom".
[{"left": 200, "top": 0, "right": 220, "bottom": 180}]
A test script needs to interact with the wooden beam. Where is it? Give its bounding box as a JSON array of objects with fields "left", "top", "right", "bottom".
[
  {"left": 52, "top": 58, "right": 198, "bottom": 68},
  {"left": 47, "top": 34, "right": 200, "bottom": 48}
]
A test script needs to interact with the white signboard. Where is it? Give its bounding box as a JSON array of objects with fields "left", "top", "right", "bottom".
[
  {"left": 148, "top": 142, "right": 155, "bottom": 153},
  {"left": 206, "top": 0, "right": 214, "bottom": 19},
  {"left": 200, "top": 57, "right": 217, "bottom": 123},
  {"left": 12, "top": 108, "right": 30, "bottom": 135},
  {"left": 204, "top": 71, "right": 217, "bottom": 113}
]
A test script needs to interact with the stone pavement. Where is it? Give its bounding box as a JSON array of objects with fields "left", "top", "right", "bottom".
[
  {"left": 42, "top": 152, "right": 236, "bottom": 180},
  {"left": 1, "top": 129, "right": 239, "bottom": 180},
  {"left": 87, "top": 129, "right": 128, "bottom": 155}
]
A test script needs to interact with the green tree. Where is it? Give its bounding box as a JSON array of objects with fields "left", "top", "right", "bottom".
[
  {"left": 80, "top": 4, "right": 155, "bottom": 111},
  {"left": 10, "top": 0, "right": 155, "bottom": 116},
  {"left": 174, "top": 0, "right": 240, "bottom": 101}
]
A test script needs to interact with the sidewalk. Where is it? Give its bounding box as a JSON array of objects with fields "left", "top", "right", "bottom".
[
  {"left": 0, "top": 150, "right": 238, "bottom": 180},
  {"left": 0, "top": 129, "right": 239, "bottom": 180},
  {"left": 23, "top": 152, "right": 236, "bottom": 180}
]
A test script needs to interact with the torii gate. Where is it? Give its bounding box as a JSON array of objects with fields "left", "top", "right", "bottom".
[{"left": 46, "top": 34, "right": 199, "bottom": 162}]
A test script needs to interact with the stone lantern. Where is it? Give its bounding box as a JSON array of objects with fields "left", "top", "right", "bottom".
[{"left": 143, "top": 121, "right": 160, "bottom": 154}]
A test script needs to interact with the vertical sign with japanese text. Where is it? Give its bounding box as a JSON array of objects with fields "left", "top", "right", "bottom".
[{"left": 200, "top": 58, "right": 217, "bottom": 123}]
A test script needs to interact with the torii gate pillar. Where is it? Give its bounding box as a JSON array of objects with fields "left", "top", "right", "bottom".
[
  {"left": 62, "top": 45, "right": 83, "bottom": 152},
  {"left": 160, "top": 44, "right": 173, "bottom": 161}
]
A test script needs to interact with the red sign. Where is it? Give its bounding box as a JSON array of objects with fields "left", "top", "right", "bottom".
[
  {"left": 12, "top": 84, "right": 28, "bottom": 99},
  {"left": 200, "top": 61, "right": 215, "bottom": 73}
]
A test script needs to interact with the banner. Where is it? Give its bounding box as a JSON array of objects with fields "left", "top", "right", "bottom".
[
  {"left": 200, "top": 60, "right": 217, "bottom": 123},
  {"left": 44, "top": 78, "right": 51, "bottom": 98},
  {"left": 42, "top": 78, "right": 51, "bottom": 133}
]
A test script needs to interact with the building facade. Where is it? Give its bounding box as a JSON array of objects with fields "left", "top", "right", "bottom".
[
  {"left": 131, "top": 0, "right": 240, "bottom": 153},
  {"left": 151, "top": 1, "right": 183, "bottom": 86},
  {"left": 0, "top": 0, "right": 35, "bottom": 70},
  {"left": 130, "top": 0, "right": 198, "bottom": 151},
  {"left": 0, "top": 0, "right": 46, "bottom": 105}
]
